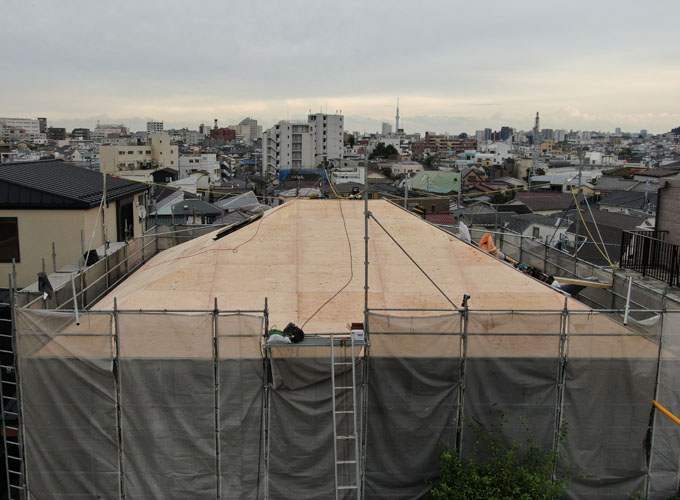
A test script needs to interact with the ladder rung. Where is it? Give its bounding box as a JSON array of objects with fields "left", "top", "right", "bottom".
[
  {"left": 338, "top": 485, "right": 358, "bottom": 490},
  {"left": 0, "top": 365, "right": 16, "bottom": 369},
  {"left": 8, "top": 469, "right": 22, "bottom": 474},
  {"left": 5, "top": 440, "right": 19, "bottom": 446},
  {"left": 336, "top": 435, "right": 356, "bottom": 440},
  {"left": 335, "top": 386, "right": 354, "bottom": 390},
  {"left": 0, "top": 350, "right": 15, "bottom": 355},
  {"left": 3, "top": 381, "right": 17, "bottom": 385},
  {"left": 5, "top": 426, "right": 18, "bottom": 431},
  {"left": 336, "top": 410, "right": 354, "bottom": 414},
  {"left": 10, "top": 484, "right": 24, "bottom": 489},
  {"left": 8, "top": 455, "right": 22, "bottom": 461},
  {"left": 4, "top": 411, "right": 18, "bottom": 416},
  {"left": 334, "top": 361, "right": 353, "bottom": 365},
  {"left": 337, "top": 460, "right": 357, "bottom": 464}
]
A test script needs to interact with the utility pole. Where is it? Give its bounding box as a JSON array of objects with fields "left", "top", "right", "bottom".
[
  {"left": 573, "top": 150, "right": 583, "bottom": 257},
  {"left": 404, "top": 176, "right": 408, "bottom": 209},
  {"left": 102, "top": 172, "right": 107, "bottom": 252},
  {"left": 457, "top": 176, "right": 462, "bottom": 227}
]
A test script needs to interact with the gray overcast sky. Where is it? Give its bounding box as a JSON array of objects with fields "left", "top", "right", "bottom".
[{"left": 2, "top": 0, "right": 679, "bottom": 134}]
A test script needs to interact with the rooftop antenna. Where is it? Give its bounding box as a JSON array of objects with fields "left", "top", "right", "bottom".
[{"left": 395, "top": 98, "right": 400, "bottom": 131}]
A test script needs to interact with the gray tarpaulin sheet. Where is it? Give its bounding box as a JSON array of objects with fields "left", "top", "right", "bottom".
[
  {"left": 17, "top": 310, "right": 265, "bottom": 500},
  {"left": 365, "top": 313, "right": 460, "bottom": 499},
  {"left": 268, "top": 344, "right": 364, "bottom": 500},
  {"left": 16, "top": 309, "right": 120, "bottom": 499}
]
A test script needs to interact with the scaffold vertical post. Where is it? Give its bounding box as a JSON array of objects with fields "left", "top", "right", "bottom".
[
  {"left": 554, "top": 296, "right": 569, "bottom": 477},
  {"left": 645, "top": 284, "right": 668, "bottom": 498},
  {"left": 113, "top": 298, "right": 125, "bottom": 500},
  {"left": 456, "top": 296, "right": 470, "bottom": 457},
  {"left": 213, "top": 297, "right": 221, "bottom": 499},
  {"left": 263, "top": 297, "right": 271, "bottom": 500}
]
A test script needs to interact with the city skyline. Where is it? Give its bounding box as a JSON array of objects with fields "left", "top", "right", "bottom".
[{"left": 2, "top": 0, "right": 678, "bottom": 134}]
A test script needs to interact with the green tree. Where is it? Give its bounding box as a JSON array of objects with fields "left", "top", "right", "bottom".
[
  {"left": 370, "top": 142, "right": 400, "bottom": 159},
  {"left": 429, "top": 415, "right": 570, "bottom": 500}
]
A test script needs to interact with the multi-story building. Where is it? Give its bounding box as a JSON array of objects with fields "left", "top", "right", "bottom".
[
  {"left": 147, "top": 121, "right": 164, "bottom": 134},
  {"left": 99, "top": 132, "right": 178, "bottom": 175},
  {"left": 47, "top": 127, "right": 67, "bottom": 141},
  {"left": 412, "top": 133, "right": 477, "bottom": 155},
  {"left": 71, "top": 128, "right": 91, "bottom": 140},
  {"left": 93, "top": 124, "right": 129, "bottom": 142},
  {"left": 230, "top": 117, "right": 263, "bottom": 144},
  {"left": 0, "top": 117, "right": 43, "bottom": 142},
  {"left": 262, "top": 113, "right": 344, "bottom": 175},
  {"left": 308, "top": 113, "right": 344, "bottom": 165},
  {"left": 179, "top": 153, "right": 220, "bottom": 182},
  {"left": 382, "top": 122, "right": 393, "bottom": 136}
]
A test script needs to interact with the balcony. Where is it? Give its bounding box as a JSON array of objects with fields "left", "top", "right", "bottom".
[{"left": 620, "top": 230, "right": 680, "bottom": 287}]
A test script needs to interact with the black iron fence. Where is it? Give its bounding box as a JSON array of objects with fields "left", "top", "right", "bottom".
[{"left": 620, "top": 230, "right": 680, "bottom": 287}]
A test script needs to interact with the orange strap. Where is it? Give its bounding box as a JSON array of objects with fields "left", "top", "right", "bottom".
[{"left": 653, "top": 400, "right": 680, "bottom": 426}]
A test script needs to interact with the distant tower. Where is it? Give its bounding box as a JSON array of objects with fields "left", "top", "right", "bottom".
[
  {"left": 530, "top": 112, "right": 540, "bottom": 191},
  {"left": 395, "top": 98, "right": 400, "bottom": 131}
]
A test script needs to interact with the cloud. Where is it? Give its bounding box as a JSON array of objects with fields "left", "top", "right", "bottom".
[{"left": 1, "top": 0, "right": 679, "bottom": 133}]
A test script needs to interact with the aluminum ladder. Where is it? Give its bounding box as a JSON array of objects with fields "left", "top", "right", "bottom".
[{"left": 330, "top": 333, "right": 361, "bottom": 499}]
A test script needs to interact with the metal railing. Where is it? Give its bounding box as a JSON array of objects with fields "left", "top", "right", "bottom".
[{"left": 620, "top": 230, "right": 679, "bottom": 287}]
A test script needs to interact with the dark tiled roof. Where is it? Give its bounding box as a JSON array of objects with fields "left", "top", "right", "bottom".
[
  {"left": 170, "top": 199, "right": 222, "bottom": 216},
  {"left": 633, "top": 169, "right": 678, "bottom": 178},
  {"left": 0, "top": 159, "right": 148, "bottom": 209},
  {"left": 514, "top": 192, "right": 577, "bottom": 212},
  {"left": 599, "top": 190, "right": 657, "bottom": 210}
]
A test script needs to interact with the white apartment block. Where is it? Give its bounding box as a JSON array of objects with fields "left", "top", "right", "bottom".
[
  {"left": 99, "top": 132, "right": 178, "bottom": 174},
  {"left": 381, "top": 122, "right": 393, "bottom": 136},
  {"left": 179, "top": 153, "right": 220, "bottom": 182},
  {"left": 308, "top": 113, "right": 343, "bottom": 165},
  {"left": 262, "top": 113, "right": 344, "bottom": 175},
  {"left": 0, "top": 117, "right": 44, "bottom": 142},
  {"left": 147, "top": 121, "right": 164, "bottom": 134}
]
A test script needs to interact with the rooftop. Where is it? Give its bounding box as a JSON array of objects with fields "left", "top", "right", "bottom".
[{"left": 94, "top": 199, "right": 592, "bottom": 333}]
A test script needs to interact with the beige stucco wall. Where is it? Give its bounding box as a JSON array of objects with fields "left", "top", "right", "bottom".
[{"left": 1, "top": 196, "right": 145, "bottom": 288}]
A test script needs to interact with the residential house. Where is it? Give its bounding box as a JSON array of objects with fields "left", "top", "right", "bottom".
[
  {"left": 504, "top": 213, "right": 570, "bottom": 244},
  {"left": 510, "top": 192, "right": 578, "bottom": 215},
  {"left": 598, "top": 190, "right": 657, "bottom": 214},
  {"left": 566, "top": 209, "right": 648, "bottom": 266},
  {"left": 0, "top": 160, "right": 149, "bottom": 287}
]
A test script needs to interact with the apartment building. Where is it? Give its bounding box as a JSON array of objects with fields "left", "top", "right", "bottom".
[
  {"left": 0, "top": 117, "right": 45, "bottom": 142},
  {"left": 93, "top": 124, "right": 129, "bottom": 142},
  {"left": 262, "top": 113, "right": 344, "bottom": 175},
  {"left": 179, "top": 153, "right": 220, "bottom": 182},
  {"left": 99, "top": 132, "right": 178, "bottom": 175},
  {"left": 147, "top": 121, "right": 163, "bottom": 134}
]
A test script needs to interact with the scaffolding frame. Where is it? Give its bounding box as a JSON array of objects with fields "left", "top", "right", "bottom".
[{"left": 6, "top": 292, "right": 680, "bottom": 499}]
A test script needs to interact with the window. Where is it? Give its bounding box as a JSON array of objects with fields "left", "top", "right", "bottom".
[
  {"left": 533, "top": 227, "right": 540, "bottom": 239},
  {"left": 0, "top": 218, "right": 20, "bottom": 263},
  {"left": 170, "top": 161, "right": 174, "bottom": 165},
  {"left": 138, "top": 151, "right": 142, "bottom": 154},
  {"left": 119, "top": 151, "right": 125, "bottom": 155},
  {"left": 145, "top": 150, "right": 151, "bottom": 154}
]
